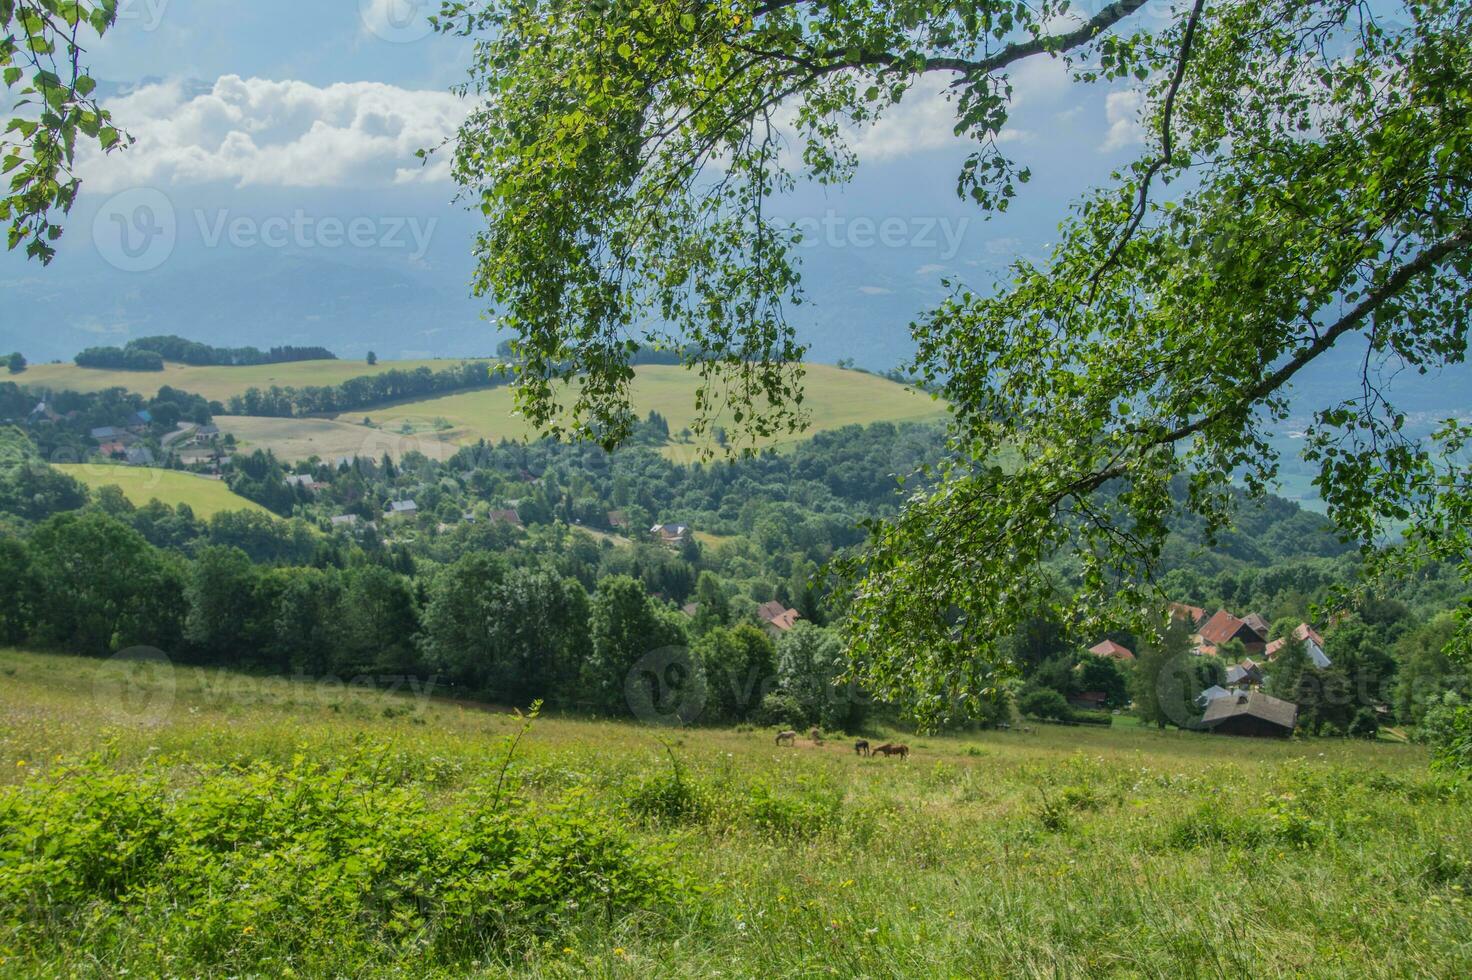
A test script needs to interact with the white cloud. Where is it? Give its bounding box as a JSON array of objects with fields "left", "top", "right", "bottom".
[
  {"left": 842, "top": 55, "right": 1071, "bottom": 162},
  {"left": 857, "top": 286, "right": 893, "bottom": 295},
  {"left": 915, "top": 263, "right": 946, "bottom": 276},
  {"left": 81, "top": 75, "right": 469, "bottom": 191},
  {"left": 1101, "top": 90, "right": 1146, "bottom": 152}
]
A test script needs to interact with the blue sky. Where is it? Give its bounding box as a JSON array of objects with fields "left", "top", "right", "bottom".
[{"left": 1, "top": 0, "right": 1159, "bottom": 367}]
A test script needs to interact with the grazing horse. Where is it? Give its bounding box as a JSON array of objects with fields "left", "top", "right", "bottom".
[
  {"left": 775, "top": 730, "right": 797, "bottom": 746},
  {"left": 854, "top": 739, "right": 870, "bottom": 757},
  {"left": 810, "top": 726, "right": 824, "bottom": 745},
  {"left": 872, "top": 743, "right": 910, "bottom": 759}
]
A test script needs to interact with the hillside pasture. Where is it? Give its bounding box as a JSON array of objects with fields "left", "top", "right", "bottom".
[
  {"left": 352, "top": 363, "right": 949, "bottom": 458},
  {"left": 216, "top": 415, "right": 460, "bottom": 463},
  {"left": 53, "top": 464, "right": 273, "bottom": 519},
  {"left": 19, "top": 357, "right": 479, "bottom": 403},
  {"left": 1, "top": 647, "right": 1466, "bottom": 978}
]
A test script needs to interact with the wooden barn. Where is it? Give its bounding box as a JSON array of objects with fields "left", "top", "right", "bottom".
[{"left": 1201, "top": 691, "right": 1298, "bottom": 738}]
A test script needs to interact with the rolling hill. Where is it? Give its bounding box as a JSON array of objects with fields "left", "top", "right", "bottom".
[
  {"left": 339, "top": 363, "right": 949, "bottom": 459},
  {"left": 19, "top": 357, "right": 482, "bottom": 403},
  {"left": 55, "top": 464, "right": 273, "bottom": 519}
]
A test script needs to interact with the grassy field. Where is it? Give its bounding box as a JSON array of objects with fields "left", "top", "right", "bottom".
[
  {"left": 349, "top": 364, "right": 949, "bottom": 459},
  {"left": 204, "top": 364, "right": 946, "bottom": 462},
  {"left": 1, "top": 648, "right": 1467, "bottom": 978},
  {"left": 216, "top": 415, "right": 461, "bottom": 464},
  {"left": 53, "top": 464, "right": 272, "bottom": 519},
  {"left": 19, "top": 358, "right": 478, "bottom": 403}
]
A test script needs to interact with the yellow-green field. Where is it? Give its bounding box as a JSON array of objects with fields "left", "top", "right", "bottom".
[
  {"left": 1, "top": 647, "right": 1466, "bottom": 978},
  {"left": 54, "top": 464, "right": 272, "bottom": 519},
  {"left": 216, "top": 415, "right": 460, "bottom": 464},
  {"left": 217, "top": 364, "right": 945, "bottom": 462},
  {"left": 346, "top": 363, "right": 948, "bottom": 458},
  {"left": 20, "top": 358, "right": 478, "bottom": 403}
]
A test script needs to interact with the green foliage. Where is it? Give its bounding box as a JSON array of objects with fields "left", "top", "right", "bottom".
[
  {"left": 0, "top": 755, "right": 677, "bottom": 968},
  {"left": 1, "top": 0, "right": 128, "bottom": 263},
  {"left": 1420, "top": 694, "right": 1472, "bottom": 773},
  {"left": 4, "top": 351, "right": 22, "bottom": 374},
  {"left": 1018, "top": 686, "right": 1071, "bottom": 723}
]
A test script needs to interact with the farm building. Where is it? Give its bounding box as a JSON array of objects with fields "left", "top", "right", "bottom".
[{"left": 1201, "top": 692, "right": 1298, "bottom": 738}]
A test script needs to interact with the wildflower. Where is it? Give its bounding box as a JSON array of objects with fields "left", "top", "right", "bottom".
[
  {"left": 613, "top": 947, "right": 627, "bottom": 957},
  {"left": 562, "top": 948, "right": 574, "bottom": 955},
  {"left": 242, "top": 925, "right": 255, "bottom": 936},
  {"left": 15, "top": 760, "right": 24, "bottom": 768}
]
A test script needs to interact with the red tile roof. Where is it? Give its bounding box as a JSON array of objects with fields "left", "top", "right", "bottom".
[
  {"left": 1197, "top": 609, "right": 1267, "bottom": 647},
  {"left": 1088, "top": 640, "right": 1135, "bottom": 661}
]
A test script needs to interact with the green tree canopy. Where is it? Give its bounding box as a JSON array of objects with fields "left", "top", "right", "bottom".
[
  {"left": 2, "top": 0, "right": 129, "bottom": 262},
  {"left": 443, "top": 0, "right": 1472, "bottom": 727}
]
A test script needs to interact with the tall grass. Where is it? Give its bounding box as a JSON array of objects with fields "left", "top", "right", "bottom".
[{"left": 1, "top": 648, "right": 1467, "bottom": 977}]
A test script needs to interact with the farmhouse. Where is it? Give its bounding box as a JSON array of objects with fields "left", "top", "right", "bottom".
[
  {"left": 1201, "top": 691, "right": 1298, "bottom": 738},
  {"left": 1169, "top": 602, "right": 1209, "bottom": 627},
  {"left": 489, "top": 508, "right": 523, "bottom": 528},
  {"left": 756, "top": 600, "right": 802, "bottom": 635},
  {"left": 1195, "top": 609, "right": 1269, "bottom": 656},
  {"left": 385, "top": 500, "right": 419, "bottom": 519},
  {"left": 651, "top": 522, "right": 691, "bottom": 545},
  {"left": 1088, "top": 640, "right": 1135, "bottom": 661},
  {"left": 1265, "top": 623, "right": 1333, "bottom": 668}
]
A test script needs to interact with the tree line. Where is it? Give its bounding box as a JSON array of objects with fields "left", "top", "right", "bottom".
[{"left": 224, "top": 361, "right": 504, "bottom": 417}]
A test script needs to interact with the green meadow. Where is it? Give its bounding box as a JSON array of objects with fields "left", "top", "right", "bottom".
[
  {"left": 355, "top": 364, "right": 949, "bottom": 459},
  {"left": 1, "top": 648, "right": 1467, "bottom": 978},
  {"left": 53, "top": 465, "right": 273, "bottom": 519}
]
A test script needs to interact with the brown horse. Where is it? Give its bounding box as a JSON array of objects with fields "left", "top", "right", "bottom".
[
  {"left": 854, "top": 739, "right": 870, "bottom": 757},
  {"left": 775, "top": 730, "right": 797, "bottom": 746},
  {"left": 872, "top": 743, "right": 910, "bottom": 759},
  {"left": 810, "top": 726, "right": 824, "bottom": 745}
]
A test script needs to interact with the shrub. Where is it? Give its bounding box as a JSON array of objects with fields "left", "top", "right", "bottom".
[
  {"left": 755, "top": 691, "right": 807, "bottom": 729},
  {"left": 0, "top": 756, "right": 677, "bottom": 968},
  {"left": 1018, "top": 686, "right": 1072, "bottom": 722}
]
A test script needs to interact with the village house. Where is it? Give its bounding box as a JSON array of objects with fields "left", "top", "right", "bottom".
[
  {"left": 1067, "top": 691, "right": 1110, "bottom": 711},
  {"left": 1265, "top": 623, "right": 1333, "bottom": 668},
  {"left": 284, "top": 474, "right": 326, "bottom": 493},
  {"left": 1200, "top": 691, "right": 1298, "bottom": 738},
  {"left": 756, "top": 600, "right": 801, "bottom": 636},
  {"left": 651, "top": 522, "right": 691, "bottom": 545},
  {"left": 489, "top": 508, "right": 523, "bottom": 528},
  {"left": 1169, "top": 602, "right": 1208, "bottom": 627},
  {"left": 1194, "top": 609, "right": 1269, "bottom": 656},
  {"left": 1088, "top": 640, "right": 1135, "bottom": 661},
  {"left": 385, "top": 500, "right": 419, "bottom": 519}
]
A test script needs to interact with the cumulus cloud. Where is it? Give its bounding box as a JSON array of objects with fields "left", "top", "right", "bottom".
[
  {"left": 1101, "top": 89, "right": 1146, "bottom": 151},
  {"left": 80, "top": 75, "right": 469, "bottom": 191},
  {"left": 815, "top": 55, "right": 1072, "bottom": 162}
]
